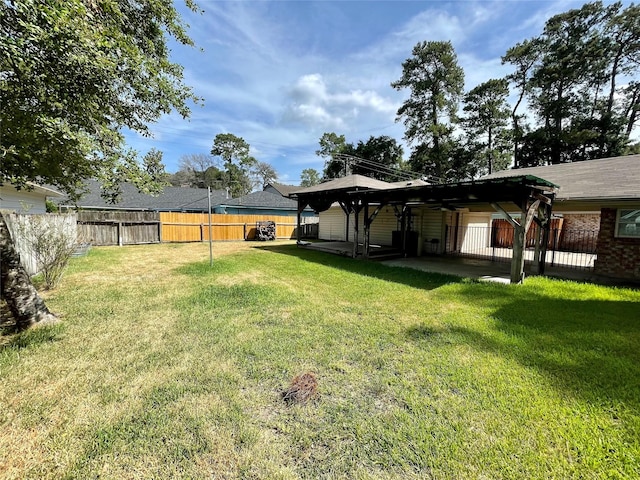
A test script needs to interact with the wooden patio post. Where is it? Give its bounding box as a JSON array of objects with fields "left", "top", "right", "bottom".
[
  {"left": 363, "top": 204, "right": 382, "bottom": 260},
  {"left": 533, "top": 218, "right": 542, "bottom": 274},
  {"left": 492, "top": 200, "right": 540, "bottom": 284},
  {"left": 352, "top": 203, "right": 360, "bottom": 258},
  {"left": 511, "top": 214, "right": 526, "bottom": 283},
  {"left": 338, "top": 200, "right": 352, "bottom": 244},
  {"left": 400, "top": 204, "right": 407, "bottom": 257},
  {"left": 537, "top": 203, "right": 553, "bottom": 275},
  {"left": 296, "top": 199, "right": 305, "bottom": 244},
  {"left": 363, "top": 202, "right": 369, "bottom": 259}
]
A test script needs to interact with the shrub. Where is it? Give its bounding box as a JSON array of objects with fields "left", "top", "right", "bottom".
[{"left": 17, "top": 215, "right": 78, "bottom": 289}]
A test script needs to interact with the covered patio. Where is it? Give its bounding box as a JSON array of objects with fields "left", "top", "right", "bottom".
[
  {"left": 297, "top": 240, "right": 595, "bottom": 284},
  {"left": 291, "top": 175, "right": 559, "bottom": 284}
]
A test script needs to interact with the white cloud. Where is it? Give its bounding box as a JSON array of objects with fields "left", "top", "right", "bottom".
[
  {"left": 135, "top": 0, "right": 599, "bottom": 183},
  {"left": 289, "top": 74, "right": 328, "bottom": 103},
  {"left": 282, "top": 73, "right": 398, "bottom": 132},
  {"left": 394, "top": 9, "right": 465, "bottom": 45},
  {"left": 284, "top": 103, "right": 346, "bottom": 131}
]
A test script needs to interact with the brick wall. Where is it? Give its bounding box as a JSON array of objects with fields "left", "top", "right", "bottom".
[
  {"left": 562, "top": 213, "right": 600, "bottom": 231},
  {"left": 594, "top": 208, "right": 640, "bottom": 279}
]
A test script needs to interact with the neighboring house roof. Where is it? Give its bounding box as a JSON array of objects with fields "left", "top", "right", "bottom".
[
  {"left": 483, "top": 155, "right": 640, "bottom": 201},
  {"left": 57, "top": 180, "right": 228, "bottom": 211},
  {"left": 289, "top": 174, "right": 394, "bottom": 196},
  {"left": 265, "top": 182, "right": 300, "bottom": 197},
  {"left": 219, "top": 190, "right": 310, "bottom": 210}
]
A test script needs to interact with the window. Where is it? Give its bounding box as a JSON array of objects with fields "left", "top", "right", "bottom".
[{"left": 615, "top": 209, "right": 640, "bottom": 238}]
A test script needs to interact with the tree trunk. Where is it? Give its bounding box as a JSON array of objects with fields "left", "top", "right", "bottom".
[{"left": 0, "top": 211, "right": 59, "bottom": 330}]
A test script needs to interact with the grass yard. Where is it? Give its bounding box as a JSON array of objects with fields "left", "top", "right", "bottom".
[{"left": 1, "top": 241, "right": 639, "bottom": 479}]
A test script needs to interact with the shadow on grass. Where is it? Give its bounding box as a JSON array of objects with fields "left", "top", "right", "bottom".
[
  {"left": 0, "top": 323, "right": 63, "bottom": 351},
  {"left": 254, "top": 243, "right": 462, "bottom": 292},
  {"left": 408, "top": 287, "right": 640, "bottom": 404}
]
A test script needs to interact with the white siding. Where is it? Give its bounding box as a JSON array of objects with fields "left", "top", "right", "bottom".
[
  {"left": 459, "top": 212, "right": 492, "bottom": 253},
  {"left": 319, "top": 206, "right": 348, "bottom": 241},
  {"left": 368, "top": 209, "right": 397, "bottom": 246},
  {"left": 319, "top": 204, "right": 448, "bottom": 255},
  {"left": 349, "top": 208, "right": 398, "bottom": 247},
  {"left": 0, "top": 186, "right": 48, "bottom": 214},
  {"left": 417, "top": 207, "right": 446, "bottom": 254}
]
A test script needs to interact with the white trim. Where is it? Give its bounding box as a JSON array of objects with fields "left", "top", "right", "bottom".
[{"left": 25, "top": 182, "right": 64, "bottom": 197}]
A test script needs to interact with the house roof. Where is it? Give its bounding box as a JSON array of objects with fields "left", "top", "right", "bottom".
[
  {"left": 483, "top": 155, "right": 640, "bottom": 201},
  {"left": 289, "top": 174, "right": 394, "bottom": 196},
  {"left": 0, "top": 182, "right": 65, "bottom": 198},
  {"left": 265, "top": 182, "right": 300, "bottom": 197},
  {"left": 218, "top": 190, "right": 304, "bottom": 210},
  {"left": 29, "top": 183, "right": 65, "bottom": 198},
  {"left": 57, "top": 180, "right": 228, "bottom": 211},
  {"left": 290, "top": 171, "right": 559, "bottom": 213},
  {"left": 354, "top": 175, "right": 558, "bottom": 207},
  {"left": 387, "top": 178, "right": 431, "bottom": 188}
]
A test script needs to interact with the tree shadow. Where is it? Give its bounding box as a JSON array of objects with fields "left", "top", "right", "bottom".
[
  {"left": 407, "top": 284, "right": 640, "bottom": 405},
  {"left": 254, "top": 243, "right": 462, "bottom": 292},
  {"left": 0, "top": 323, "right": 63, "bottom": 350}
]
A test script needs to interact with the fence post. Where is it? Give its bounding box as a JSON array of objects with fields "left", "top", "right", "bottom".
[
  {"left": 489, "top": 226, "right": 500, "bottom": 262},
  {"left": 200, "top": 224, "right": 204, "bottom": 242},
  {"left": 118, "top": 222, "right": 123, "bottom": 246}
]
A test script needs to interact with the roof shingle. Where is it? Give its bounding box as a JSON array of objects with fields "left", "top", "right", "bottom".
[
  {"left": 57, "top": 180, "right": 228, "bottom": 211},
  {"left": 483, "top": 155, "right": 640, "bottom": 201}
]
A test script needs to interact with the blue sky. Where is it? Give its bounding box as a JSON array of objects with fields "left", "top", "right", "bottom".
[{"left": 124, "top": 0, "right": 600, "bottom": 186}]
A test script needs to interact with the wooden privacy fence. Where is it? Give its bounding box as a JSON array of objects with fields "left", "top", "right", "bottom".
[
  {"left": 73, "top": 211, "right": 317, "bottom": 245},
  {"left": 77, "top": 211, "right": 161, "bottom": 246},
  {"left": 491, "top": 218, "right": 564, "bottom": 249},
  {"left": 159, "top": 212, "right": 311, "bottom": 242}
]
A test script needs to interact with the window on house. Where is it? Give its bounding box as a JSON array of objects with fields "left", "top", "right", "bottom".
[{"left": 615, "top": 209, "right": 640, "bottom": 238}]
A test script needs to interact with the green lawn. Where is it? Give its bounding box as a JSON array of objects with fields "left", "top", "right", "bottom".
[{"left": 1, "top": 241, "right": 639, "bottom": 479}]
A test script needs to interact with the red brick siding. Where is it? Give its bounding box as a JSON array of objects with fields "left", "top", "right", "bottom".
[
  {"left": 558, "top": 213, "right": 600, "bottom": 252},
  {"left": 562, "top": 213, "right": 600, "bottom": 231},
  {"left": 594, "top": 208, "right": 640, "bottom": 279}
]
